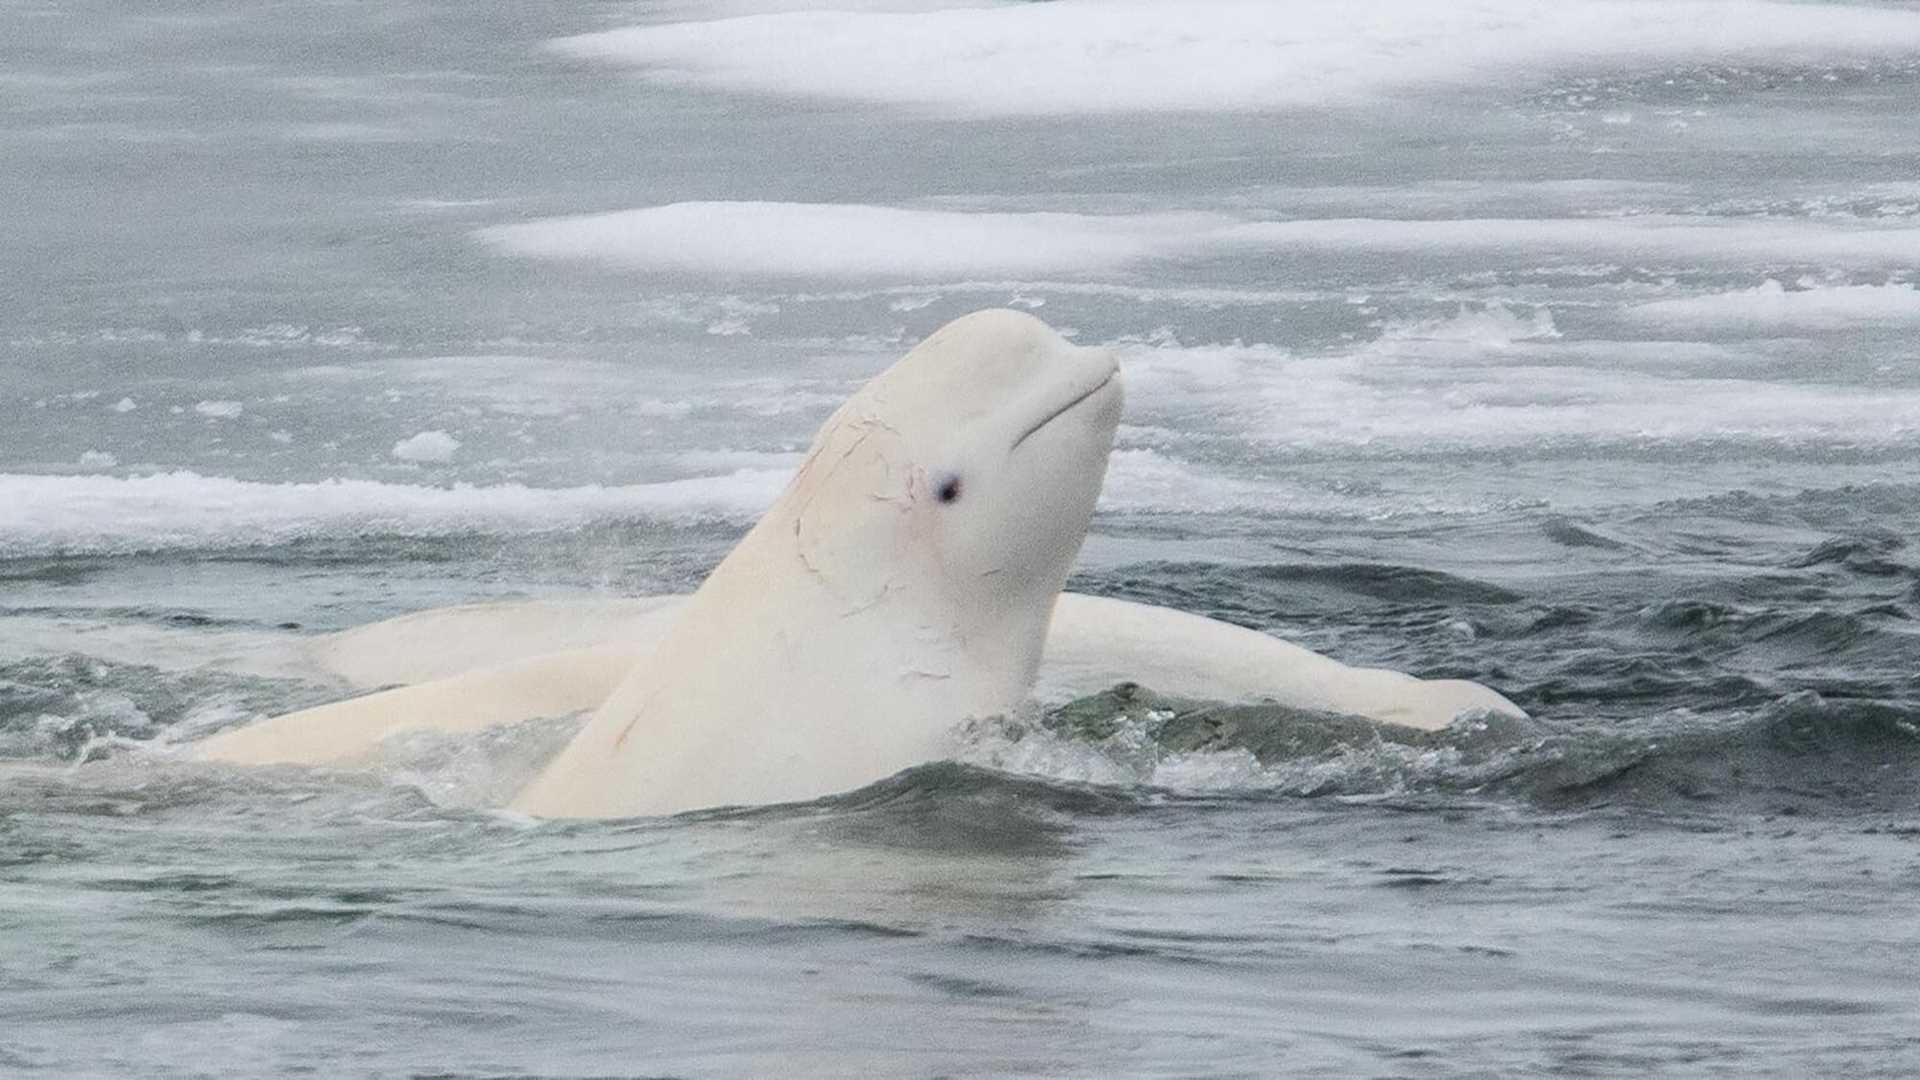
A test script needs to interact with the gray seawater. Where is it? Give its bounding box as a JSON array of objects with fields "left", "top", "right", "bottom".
[{"left": 4, "top": 1, "right": 1920, "bottom": 1076}]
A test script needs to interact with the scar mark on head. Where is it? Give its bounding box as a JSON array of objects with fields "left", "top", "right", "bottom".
[
  {"left": 613, "top": 717, "right": 640, "bottom": 750},
  {"left": 612, "top": 687, "right": 666, "bottom": 750}
]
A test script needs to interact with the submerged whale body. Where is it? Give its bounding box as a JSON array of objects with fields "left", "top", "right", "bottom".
[{"left": 195, "top": 310, "right": 1523, "bottom": 816}]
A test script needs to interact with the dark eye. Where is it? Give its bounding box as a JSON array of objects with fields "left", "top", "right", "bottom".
[{"left": 935, "top": 474, "right": 963, "bottom": 504}]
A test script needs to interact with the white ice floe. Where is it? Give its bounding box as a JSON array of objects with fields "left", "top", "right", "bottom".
[
  {"left": 1216, "top": 216, "right": 1920, "bottom": 266},
  {"left": 391, "top": 430, "right": 463, "bottom": 463},
  {"left": 476, "top": 202, "right": 1225, "bottom": 278},
  {"left": 479, "top": 202, "right": 1920, "bottom": 277},
  {"left": 0, "top": 470, "right": 790, "bottom": 557},
  {"left": 1624, "top": 280, "right": 1920, "bottom": 331},
  {"left": 553, "top": 0, "right": 1920, "bottom": 115},
  {"left": 193, "top": 400, "right": 244, "bottom": 419}
]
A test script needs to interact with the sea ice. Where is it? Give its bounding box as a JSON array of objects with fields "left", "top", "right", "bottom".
[
  {"left": 553, "top": 0, "right": 1920, "bottom": 116},
  {"left": 480, "top": 202, "right": 1920, "bottom": 277},
  {"left": 1625, "top": 280, "right": 1920, "bottom": 332},
  {"left": 0, "top": 470, "right": 789, "bottom": 558},
  {"left": 477, "top": 202, "right": 1224, "bottom": 278},
  {"left": 391, "top": 430, "right": 463, "bottom": 463},
  {"left": 1217, "top": 216, "right": 1920, "bottom": 267}
]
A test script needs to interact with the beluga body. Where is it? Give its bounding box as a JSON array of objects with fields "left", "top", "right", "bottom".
[{"left": 195, "top": 309, "right": 1525, "bottom": 816}]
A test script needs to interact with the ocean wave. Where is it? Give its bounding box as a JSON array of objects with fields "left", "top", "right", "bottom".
[
  {"left": 0, "top": 653, "right": 322, "bottom": 763},
  {"left": 1114, "top": 323, "right": 1920, "bottom": 454},
  {"left": 951, "top": 683, "right": 1920, "bottom": 815},
  {"left": 12, "top": 659, "right": 1915, "bottom": 821},
  {"left": 1790, "top": 533, "right": 1911, "bottom": 576},
  {"left": 1082, "top": 561, "right": 1523, "bottom": 622}
]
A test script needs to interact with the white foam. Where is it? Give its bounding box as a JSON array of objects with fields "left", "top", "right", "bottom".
[
  {"left": 1100, "top": 448, "right": 1329, "bottom": 516},
  {"left": 0, "top": 471, "right": 789, "bottom": 557},
  {"left": 0, "top": 614, "right": 315, "bottom": 682},
  {"left": 553, "top": 0, "right": 1920, "bottom": 115},
  {"left": 476, "top": 202, "right": 1223, "bottom": 278},
  {"left": 1380, "top": 304, "right": 1559, "bottom": 345},
  {"left": 1113, "top": 313, "right": 1920, "bottom": 454},
  {"left": 193, "top": 400, "right": 244, "bottom": 419},
  {"left": 953, "top": 710, "right": 1474, "bottom": 800},
  {"left": 1625, "top": 280, "right": 1920, "bottom": 331}
]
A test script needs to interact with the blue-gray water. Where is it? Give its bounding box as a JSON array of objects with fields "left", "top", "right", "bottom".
[{"left": 3, "top": 2, "right": 1919, "bottom": 1076}]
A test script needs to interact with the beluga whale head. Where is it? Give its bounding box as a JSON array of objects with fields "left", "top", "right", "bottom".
[
  {"left": 511, "top": 308, "right": 1122, "bottom": 818},
  {"left": 779, "top": 308, "right": 1123, "bottom": 650}
]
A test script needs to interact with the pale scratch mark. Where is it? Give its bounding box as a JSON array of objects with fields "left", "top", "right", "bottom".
[
  {"left": 840, "top": 578, "right": 903, "bottom": 618},
  {"left": 790, "top": 425, "right": 884, "bottom": 582},
  {"left": 790, "top": 424, "right": 882, "bottom": 525}
]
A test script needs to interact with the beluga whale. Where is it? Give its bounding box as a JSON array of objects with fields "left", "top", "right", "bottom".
[
  {"left": 518, "top": 309, "right": 1122, "bottom": 816},
  {"left": 195, "top": 310, "right": 1524, "bottom": 817}
]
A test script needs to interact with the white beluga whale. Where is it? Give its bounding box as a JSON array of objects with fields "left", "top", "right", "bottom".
[
  {"left": 518, "top": 307, "right": 1124, "bottom": 816},
  {"left": 195, "top": 310, "right": 1523, "bottom": 816}
]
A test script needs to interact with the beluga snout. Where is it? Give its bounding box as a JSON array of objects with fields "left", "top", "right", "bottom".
[{"left": 1012, "top": 351, "right": 1121, "bottom": 451}]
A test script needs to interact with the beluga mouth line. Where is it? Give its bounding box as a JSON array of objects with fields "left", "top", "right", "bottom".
[{"left": 1012, "top": 369, "right": 1118, "bottom": 451}]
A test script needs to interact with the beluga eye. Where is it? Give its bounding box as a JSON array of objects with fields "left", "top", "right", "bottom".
[{"left": 934, "top": 473, "right": 963, "bottom": 504}]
